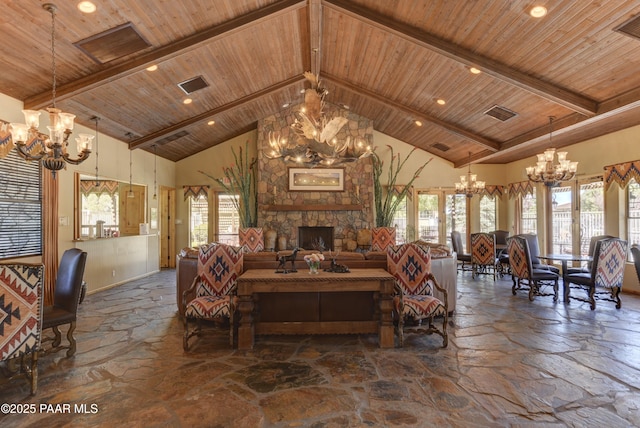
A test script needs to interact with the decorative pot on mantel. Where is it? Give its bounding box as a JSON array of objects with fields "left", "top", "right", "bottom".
[
  {"left": 239, "top": 227, "right": 264, "bottom": 253},
  {"left": 277, "top": 236, "right": 288, "bottom": 252},
  {"left": 371, "top": 227, "right": 396, "bottom": 252},
  {"left": 264, "top": 229, "right": 277, "bottom": 252}
]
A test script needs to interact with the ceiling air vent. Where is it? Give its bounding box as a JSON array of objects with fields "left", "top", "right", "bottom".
[
  {"left": 155, "top": 130, "right": 189, "bottom": 146},
  {"left": 614, "top": 14, "right": 640, "bottom": 41},
  {"left": 178, "top": 76, "right": 209, "bottom": 95},
  {"left": 74, "top": 23, "right": 151, "bottom": 64},
  {"left": 484, "top": 105, "right": 517, "bottom": 122},
  {"left": 431, "top": 142, "right": 450, "bottom": 152}
]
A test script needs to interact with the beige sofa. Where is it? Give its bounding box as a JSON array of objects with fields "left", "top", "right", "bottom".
[{"left": 176, "top": 245, "right": 458, "bottom": 318}]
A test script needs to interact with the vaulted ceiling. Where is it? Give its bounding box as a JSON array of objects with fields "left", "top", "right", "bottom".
[{"left": 2, "top": 0, "right": 640, "bottom": 167}]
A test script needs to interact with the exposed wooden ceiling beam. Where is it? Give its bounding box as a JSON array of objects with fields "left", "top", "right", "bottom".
[
  {"left": 24, "top": 0, "right": 306, "bottom": 110},
  {"left": 324, "top": 0, "right": 598, "bottom": 117},
  {"left": 324, "top": 73, "right": 501, "bottom": 152},
  {"left": 308, "top": 0, "right": 323, "bottom": 76},
  {"left": 128, "top": 75, "right": 305, "bottom": 150}
]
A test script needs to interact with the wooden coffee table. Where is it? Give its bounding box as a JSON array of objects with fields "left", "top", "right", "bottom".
[{"left": 236, "top": 268, "right": 396, "bottom": 349}]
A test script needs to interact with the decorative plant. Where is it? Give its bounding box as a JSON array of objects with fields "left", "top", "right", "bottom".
[
  {"left": 200, "top": 141, "right": 257, "bottom": 228},
  {"left": 372, "top": 145, "right": 432, "bottom": 228}
]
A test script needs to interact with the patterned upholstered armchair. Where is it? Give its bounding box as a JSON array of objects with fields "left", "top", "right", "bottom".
[
  {"left": 507, "top": 236, "right": 559, "bottom": 302},
  {"left": 565, "top": 238, "right": 627, "bottom": 310},
  {"left": 0, "top": 263, "right": 44, "bottom": 395},
  {"left": 183, "top": 243, "right": 243, "bottom": 351},
  {"left": 470, "top": 232, "right": 499, "bottom": 280},
  {"left": 387, "top": 242, "right": 448, "bottom": 348}
]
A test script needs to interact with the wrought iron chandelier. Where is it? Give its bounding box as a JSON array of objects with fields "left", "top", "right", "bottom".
[
  {"left": 9, "top": 3, "right": 92, "bottom": 177},
  {"left": 526, "top": 117, "right": 578, "bottom": 187},
  {"left": 455, "top": 152, "right": 485, "bottom": 198},
  {"left": 265, "top": 72, "right": 372, "bottom": 167}
]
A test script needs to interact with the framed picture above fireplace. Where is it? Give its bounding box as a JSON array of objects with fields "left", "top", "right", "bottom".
[{"left": 288, "top": 168, "right": 344, "bottom": 192}]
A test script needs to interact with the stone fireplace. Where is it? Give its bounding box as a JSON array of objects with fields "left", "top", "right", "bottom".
[
  {"left": 255, "top": 103, "right": 375, "bottom": 251},
  {"left": 298, "top": 226, "right": 334, "bottom": 251}
]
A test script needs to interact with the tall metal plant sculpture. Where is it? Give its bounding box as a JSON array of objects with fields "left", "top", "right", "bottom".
[
  {"left": 200, "top": 141, "right": 257, "bottom": 228},
  {"left": 372, "top": 145, "right": 432, "bottom": 228}
]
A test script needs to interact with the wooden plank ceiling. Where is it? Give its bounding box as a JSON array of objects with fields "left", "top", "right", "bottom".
[{"left": 1, "top": 0, "right": 640, "bottom": 167}]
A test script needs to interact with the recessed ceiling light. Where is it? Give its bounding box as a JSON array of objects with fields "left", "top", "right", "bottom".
[
  {"left": 77, "top": 1, "right": 96, "bottom": 13},
  {"left": 146, "top": 64, "right": 158, "bottom": 72},
  {"left": 183, "top": 98, "right": 192, "bottom": 105},
  {"left": 530, "top": 5, "right": 547, "bottom": 18},
  {"left": 341, "top": 104, "right": 349, "bottom": 110},
  {"left": 469, "top": 67, "right": 481, "bottom": 74},
  {"left": 414, "top": 120, "right": 423, "bottom": 127},
  {"left": 207, "top": 120, "right": 215, "bottom": 126},
  {"left": 282, "top": 102, "right": 290, "bottom": 108},
  {"left": 436, "top": 99, "right": 446, "bottom": 105}
]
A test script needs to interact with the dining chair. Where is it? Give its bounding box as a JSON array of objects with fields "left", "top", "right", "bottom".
[
  {"left": 506, "top": 236, "right": 559, "bottom": 302},
  {"left": 566, "top": 234, "right": 614, "bottom": 275},
  {"left": 183, "top": 242, "right": 243, "bottom": 351},
  {"left": 387, "top": 242, "right": 448, "bottom": 348},
  {"left": 631, "top": 244, "right": 640, "bottom": 283},
  {"left": 41, "top": 248, "right": 88, "bottom": 357},
  {"left": 470, "top": 232, "right": 499, "bottom": 280},
  {"left": 565, "top": 238, "right": 627, "bottom": 310},
  {"left": 450, "top": 231, "right": 471, "bottom": 272},
  {"left": 518, "top": 234, "right": 560, "bottom": 274}
]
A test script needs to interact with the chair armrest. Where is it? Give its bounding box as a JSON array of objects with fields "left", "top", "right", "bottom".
[
  {"left": 427, "top": 273, "right": 448, "bottom": 312},
  {"left": 182, "top": 275, "right": 199, "bottom": 309}
]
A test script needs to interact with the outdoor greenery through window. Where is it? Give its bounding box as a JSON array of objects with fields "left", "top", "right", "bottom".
[
  {"left": 520, "top": 193, "right": 537, "bottom": 234},
  {"left": 81, "top": 192, "right": 118, "bottom": 237},
  {"left": 417, "top": 193, "right": 439, "bottom": 242},
  {"left": 446, "top": 194, "right": 467, "bottom": 249},
  {"left": 627, "top": 179, "right": 640, "bottom": 246},
  {"left": 391, "top": 196, "right": 408, "bottom": 244},
  {"left": 479, "top": 195, "right": 497, "bottom": 232},
  {"left": 189, "top": 195, "right": 208, "bottom": 247}
]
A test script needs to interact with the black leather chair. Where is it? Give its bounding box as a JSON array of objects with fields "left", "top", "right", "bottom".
[
  {"left": 451, "top": 231, "right": 471, "bottom": 272},
  {"left": 41, "top": 248, "right": 88, "bottom": 357},
  {"left": 630, "top": 244, "right": 640, "bottom": 284},
  {"left": 518, "top": 234, "right": 560, "bottom": 275}
]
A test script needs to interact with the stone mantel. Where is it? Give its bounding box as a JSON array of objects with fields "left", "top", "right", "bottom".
[{"left": 264, "top": 204, "right": 363, "bottom": 211}]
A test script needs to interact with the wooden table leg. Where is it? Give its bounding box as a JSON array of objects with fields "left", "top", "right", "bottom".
[
  {"left": 378, "top": 279, "right": 395, "bottom": 348},
  {"left": 237, "top": 293, "right": 254, "bottom": 350}
]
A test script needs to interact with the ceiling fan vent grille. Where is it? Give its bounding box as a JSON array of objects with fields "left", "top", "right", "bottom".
[
  {"left": 74, "top": 23, "right": 151, "bottom": 64},
  {"left": 484, "top": 105, "right": 517, "bottom": 121},
  {"left": 155, "top": 130, "right": 189, "bottom": 146},
  {"left": 431, "top": 142, "right": 450, "bottom": 152},
  {"left": 178, "top": 76, "right": 209, "bottom": 94},
  {"left": 614, "top": 14, "right": 640, "bottom": 41}
]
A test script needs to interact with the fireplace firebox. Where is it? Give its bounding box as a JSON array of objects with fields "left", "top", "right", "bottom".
[{"left": 298, "top": 227, "right": 334, "bottom": 251}]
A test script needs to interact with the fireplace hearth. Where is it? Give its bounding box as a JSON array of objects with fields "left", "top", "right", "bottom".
[{"left": 298, "top": 227, "right": 334, "bottom": 251}]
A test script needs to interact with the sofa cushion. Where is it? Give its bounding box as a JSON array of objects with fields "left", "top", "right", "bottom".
[
  {"left": 179, "top": 247, "right": 199, "bottom": 258},
  {"left": 365, "top": 251, "right": 387, "bottom": 260},
  {"left": 244, "top": 251, "right": 278, "bottom": 261}
]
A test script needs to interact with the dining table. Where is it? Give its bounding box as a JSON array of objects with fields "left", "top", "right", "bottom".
[{"left": 537, "top": 253, "right": 592, "bottom": 302}]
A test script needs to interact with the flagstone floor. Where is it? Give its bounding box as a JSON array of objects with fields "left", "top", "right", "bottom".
[{"left": 2, "top": 269, "right": 640, "bottom": 427}]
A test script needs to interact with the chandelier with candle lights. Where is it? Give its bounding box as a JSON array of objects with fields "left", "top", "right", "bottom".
[
  {"left": 265, "top": 72, "right": 372, "bottom": 167},
  {"left": 526, "top": 117, "right": 578, "bottom": 187},
  {"left": 10, "top": 3, "right": 92, "bottom": 177},
  {"left": 455, "top": 152, "right": 485, "bottom": 198}
]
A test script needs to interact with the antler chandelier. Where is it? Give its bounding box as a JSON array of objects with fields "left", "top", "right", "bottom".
[
  {"left": 455, "top": 152, "right": 485, "bottom": 198},
  {"left": 526, "top": 117, "right": 578, "bottom": 187},
  {"left": 265, "top": 72, "right": 372, "bottom": 167},
  {"left": 10, "top": 3, "right": 92, "bottom": 177}
]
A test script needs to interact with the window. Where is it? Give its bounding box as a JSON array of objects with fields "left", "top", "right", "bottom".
[
  {"left": 81, "top": 192, "right": 119, "bottom": 237},
  {"left": 520, "top": 192, "right": 537, "bottom": 235},
  {"left": 479, "top": 195, "right": 497, "bottom": 232},
  {"left": 417, "top": 193, "right": 440, "bottom": 242},
  {"left": 0, "top": 150, "right": 42, "bottom": 259},
  {"left": 217, "top": 193, "right": 239, "bottom": 246},
  {"left": 189, "top": 195, "right": 208, "bottom": 247},
  {"left": 446, "top": 194, "right": 467, "bottom": 249},
  {"left": 627, "top": 179, "right": 640, "bottom": 245},
  {"left": 391, "top": 196, "right": 408, "bottom": 244}
]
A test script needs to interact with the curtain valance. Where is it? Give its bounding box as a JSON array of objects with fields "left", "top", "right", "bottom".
[
  {"left": 483, "top": 185, "right": 504, "bottom": 198},
  {"left": 604, "top": 159, "right": 640, "bottom": 190},
  {"left": 80, "top": 180, "right": 119, "bottom": 196},
  {"left": 183, "top": 185, "right": 210, "bottom": 200},
  {"left": 507, "top": 181, "right": 533, "bottom": 199}
]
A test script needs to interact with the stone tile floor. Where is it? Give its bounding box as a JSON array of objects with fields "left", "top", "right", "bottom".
[{"left": 2, "top": 269, "right": 640, "bottom": 427}]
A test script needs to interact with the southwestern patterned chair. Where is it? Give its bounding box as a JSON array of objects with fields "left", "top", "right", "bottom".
[
  {"left": 183, "top": 243, "right": 243, "bottom": 351},
  {"left": 507, "top": 236, "right": 559, "bottom": 302},
  {"left": 451, "top": 231, "right": 471, "bottom": 272},
  {"left": 565, "top": 238, "right": 627, "bottom": 310},
  {"left": 0, "top": 263, "right": 44, "bottom": 395},
  {"left": 471, "top": 232, "right": 499, "bottom": 280},
  {"left": 387, "top": 242, "right": 448, "bottom": 348},
  {"left": 566, "top": 234, "right": 614, "bottom": 275}
]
